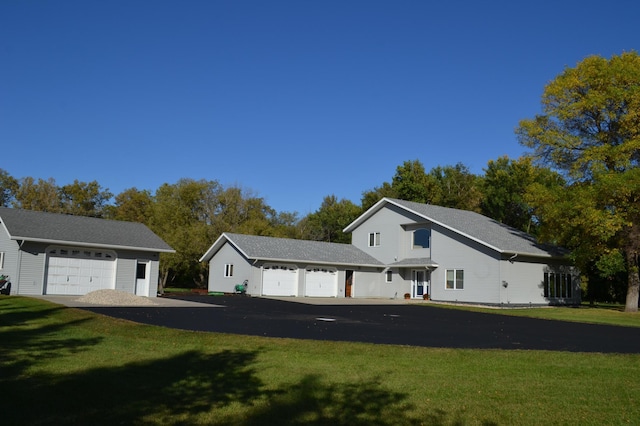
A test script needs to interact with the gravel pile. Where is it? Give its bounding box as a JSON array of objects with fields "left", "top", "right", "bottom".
[{"left": 76, "top": 289, "right": 158, "bottom": 306}]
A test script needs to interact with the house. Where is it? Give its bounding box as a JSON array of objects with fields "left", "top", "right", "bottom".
[
  {"left": 0, "top": 207, "right": 174, "bottom": 297},
  {"left": 199, "top": 198, "right": 580, "bottom": 305}
]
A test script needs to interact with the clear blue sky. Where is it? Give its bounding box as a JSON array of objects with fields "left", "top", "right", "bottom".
[{"left": 1, "top": 1, "right": 638, "bottom": 215}]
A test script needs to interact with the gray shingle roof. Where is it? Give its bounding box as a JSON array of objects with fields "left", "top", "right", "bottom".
[
  {"left": 202, "top": 232, "right": 383, "bottom": 266},
  {"left": 386, "top": 198, "right": 565, "bottom": 257},
  {"left": 0, "top": 207, "right": 174, "bottom": 252}
]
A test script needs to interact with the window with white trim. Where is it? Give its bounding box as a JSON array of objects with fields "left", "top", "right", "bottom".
[
  {"left": 385, "top": 270, "right": 393, "bottom": 282},
  {"left": 543, "top": 272, "right": 572, "bottom": 299},
  {"left": 224, "top": 264, "right": 234, "bottom": 277},
  {"left": 368, "top": 232, "right": 380, "bottom": 247},
  {"left": 0, "top": 252, "right": 4, "bottom": 270},
  {"left": 446, "top": 269, "right": 464, "bottom": 290},
  {"left": 412, "top": 228, "right": 430, "bottom": 249}
]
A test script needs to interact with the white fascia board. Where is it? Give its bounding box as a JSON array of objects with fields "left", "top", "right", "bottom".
[
  {"left": 252, "top": 256, "right": 382, "bottom": 269},
  {"left": 199, "top": 233, "right": 239, "bottom": 262},
  {"left": 10, "top": 235, "right": 175, "bottom": 253},
  {"left": 342, "top": 197, "right": 389, "bottom": 233}
]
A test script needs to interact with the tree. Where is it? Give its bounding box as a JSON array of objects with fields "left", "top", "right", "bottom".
[
  {"left": 14, "top": 177, "right": 60, "bottom": 212},
  {"left": 58, "top": 180, "right": 113, "bottom": 217},
  {"left": 427, "top": 163, "right": 482, "bottom": 211},
  {"left": 149, "top": 179, "right": 222, "bottom": 290},
  {"left": 300, "top": 195, "right": 361, "bottom": 243},
  {"left": 517, "top": 52, "right": 640, "bottom": 312},
  {"left": 0, "top": 169, "right": 18, "bottom": 207},
  {"left": 108, "top": 187, "right": 154, "bottom": 223},
  {"left": 391, "top": 160, "right": 438, "bottom": 204},
  {"left": 481, "top": 156, "right": 565, "bottom": 234}
]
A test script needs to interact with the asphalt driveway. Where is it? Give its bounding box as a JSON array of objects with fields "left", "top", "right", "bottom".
[{"left": 80, "top": 295, "right": 640, "bottom": 353}]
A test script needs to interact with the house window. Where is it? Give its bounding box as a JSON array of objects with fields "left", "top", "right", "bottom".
[
  {"left": 368, "top": 232, "right": 380, "bottom": 247},
  {"left": 543, "top": 272, "right": 572, "bottom": 299},
  {"left": 413, "top": 228, "right": 430, "bottom": 249},
  {"left": 446, "top": 269, "right": 464, "bottom": 290},
  {"left": 0, "top": 252, "right": 4, "bottom": 269},
  {"left": 385, "top": 270, "right": 393, "bottom": 282},
  {"left": 224, "top": 264, "right": 234, "bottom": 277}
]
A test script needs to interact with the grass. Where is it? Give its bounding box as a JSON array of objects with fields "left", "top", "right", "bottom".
[
  {"left": 1, "top": 296, "right": 640, "bottom": 425},
  {"left": 421, "top": 301, "right": 640, "bottom": 328}
]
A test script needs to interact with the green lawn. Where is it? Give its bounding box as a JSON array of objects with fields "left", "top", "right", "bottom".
[{"left": 1, "top": 296, "right": 639, "bottom": 425}]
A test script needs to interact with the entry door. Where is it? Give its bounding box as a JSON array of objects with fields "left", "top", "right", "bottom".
[
  {"left": 135, "top": 261, "right": 150, "bottom": 296},
  {"left": 412, "top": 270, "right": 427, "bottom": 299},
  {"left": 345, "top": 270, "right": 353, "bottom": 297}
]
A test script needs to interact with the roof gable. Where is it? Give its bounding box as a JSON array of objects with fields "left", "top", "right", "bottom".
[
  {"left": 0, "top": 207, "right": 174, "bottom": 252},
  {"left": 200, "top": 232, "right": 383, "bottom": 266},
  {"left": 344, "top": 198, "right": 565, "bottom": 258}
]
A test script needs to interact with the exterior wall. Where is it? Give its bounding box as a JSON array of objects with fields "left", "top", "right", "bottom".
[
  {"left": 15, "top": 241, "right": 47, "bottom": 295},
  {"left": 0, "top": 228, "right": 19, "bottom": 292},
  {"left": 115, "top": 250, "right": 161, "bottom": 297},
  {"left": 429, "top": 224, "right": 502, "bottom": 304},
  {"left": 207, "top": 242, "right": 254, "bottom": 293},
  {"left": 351, "top": 268, "right": 386, "bottom": 298},
  {"left": 500, "top": 257, "right": 580, "bottom": 305},
  {"left": 351, "top": 204, "right": 422, "bottom": 264}
]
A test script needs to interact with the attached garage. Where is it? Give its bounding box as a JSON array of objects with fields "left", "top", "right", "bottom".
[
  {"left": 304, "top": 267, "right": 338, "bottom": 297},
  {"left": 45, "top": 247, "right": 116, "bottom": 295},
  {"left": 262, "top": 264, "right": 298, "bottom": 296}
]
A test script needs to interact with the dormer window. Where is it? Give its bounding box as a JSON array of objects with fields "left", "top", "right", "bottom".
[
  {"left": 368, "top": 232, "right": 380, "bottom": 247},
  {"left": 412, "top": 228, "right": 430, "bottom": 249}
]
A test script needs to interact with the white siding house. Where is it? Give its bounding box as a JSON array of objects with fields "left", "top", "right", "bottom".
[{"left": 200, "top": 198, "right": 579, "bottom": 306}]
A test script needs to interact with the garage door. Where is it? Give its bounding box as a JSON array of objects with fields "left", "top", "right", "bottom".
[
  {"left": 262, "top": 264, "right": 298, "bottom": 296},
  {"left": 304, "top": 267, "right": 338, "bottom": 297},
  {"left": 45, "top": 247, "right": 116, "bottom": 295}
]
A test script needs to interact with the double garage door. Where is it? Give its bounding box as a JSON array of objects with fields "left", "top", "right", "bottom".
[
  {"left": 45, "top": 247, "right": 116, "bottom": 295},
  {"left": 261, "top": 264, "right": 337, "bottom": 297}
]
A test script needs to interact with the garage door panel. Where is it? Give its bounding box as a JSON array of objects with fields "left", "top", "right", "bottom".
[
  {"left": 304, "top": 267, "right": 338, "bottom": 297},
  {"left": 45, "top": 247, "right": 115, "bottom": 295},
  {"left": 262, "top": 264, "right": 298, "bottom": 296}
]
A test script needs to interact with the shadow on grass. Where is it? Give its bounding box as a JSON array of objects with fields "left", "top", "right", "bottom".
[{"left": 0, "top": 297, "right": 472, "bottom": 425}]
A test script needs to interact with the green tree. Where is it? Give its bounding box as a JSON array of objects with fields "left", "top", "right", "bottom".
[
  {"left": 428, "top": 163, "right": 482, "bottom": 211},
  {"left": 149, "top": 179, "right": 222, "bottom": 290},
  {"left": 58, "top": 180, "right": 112, "bottom": 217},
  {"left": 361, "top": 182, "right": 397, "bottom": 211},
  {"left": 391, "top": 160, "right": 438, "bottom": 204},
  {"left": 299, "top": 195, "right": 361, "bottom": 243},
  {"left": 481, "top": 156, "right": 565, "bottom": 233},
  {"left": 14, "top": 177, "right": 60, "bottom": 212},
  {"left": 517, "top": 52, "right": 640, "bottom": 312},
  {"left": 0, "top": 169, "right": 18, "bottom": 207},
  {"left": 108, "top": 187, "right": 154, "bottom": 223}
]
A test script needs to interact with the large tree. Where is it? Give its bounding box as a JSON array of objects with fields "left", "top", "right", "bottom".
[
  {"left": 517, "top": 52, "right": 640, "bottom": 312},
  {"left": 481, "top": 156, "right": 565, "bottom": 234},
  {"left": 0, "top": 169, "right": 18, "bottom": 207}
]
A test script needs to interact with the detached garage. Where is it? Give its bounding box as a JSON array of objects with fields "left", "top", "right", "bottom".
[{"left": 0, "top": 207, "right": 174, "bottom": 297}]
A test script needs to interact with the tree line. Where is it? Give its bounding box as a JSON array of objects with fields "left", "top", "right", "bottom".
[{"left": 1, "top": 52, "right": 638, "bottom": 311}]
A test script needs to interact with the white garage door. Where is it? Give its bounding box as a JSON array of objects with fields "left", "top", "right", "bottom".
[
  {"left": 262, "top": 264, "right": 298, "bottom": 296},
  {"left": 304, "top": 267, "right": 338, "bottom": 297},
  {"left": 45, "top": 247, "right": 116, "bottom": 295}
]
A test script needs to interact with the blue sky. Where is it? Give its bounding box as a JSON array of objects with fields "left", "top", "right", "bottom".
[{"left": 1, "top": 1, "right": 638, "bottom": 215}]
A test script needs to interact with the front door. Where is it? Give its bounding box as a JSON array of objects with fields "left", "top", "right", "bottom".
[{"left": 412, "top": 270, "right": 427, "bottom": 299}]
